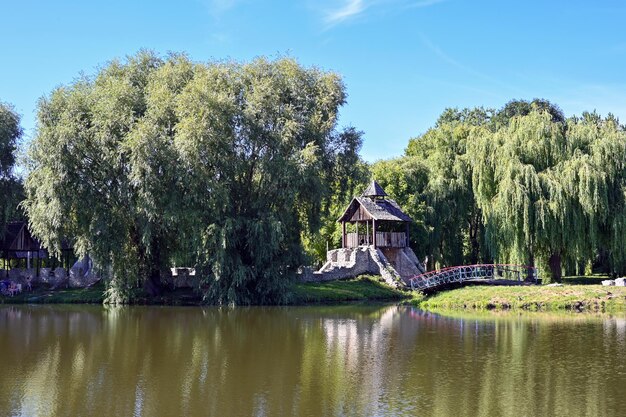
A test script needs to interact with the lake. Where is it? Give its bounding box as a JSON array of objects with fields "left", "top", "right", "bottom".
[{"left": 1, "top": 305, "right": 625, "bottom": 416}]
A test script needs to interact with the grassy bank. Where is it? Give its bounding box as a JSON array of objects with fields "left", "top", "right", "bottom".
[
  {"left": 0, "top": 284, "right": 106, "bottom": 304},
  {"left": 0, "top": 283, "right": 207, "bottom": 305},
  {"left": 289, "top": 276, "right": 411, "bottom": 304},
  {"left": 0, "top": 276, "right": 409, "bottom": 306},
  {"left": 562, "top": 274, "right": 608, "bottom": 285},
  {"left": 413, "top": 285, "right": 626, "bottom": 312}
]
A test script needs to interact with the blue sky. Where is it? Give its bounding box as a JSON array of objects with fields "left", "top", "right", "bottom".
[{"left": 2, "top": 0, "right": 626, "bottom": 161}]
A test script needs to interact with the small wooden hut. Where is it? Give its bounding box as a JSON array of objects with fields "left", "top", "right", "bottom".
[
  {"left": 0, "top": 221, "right": 73, "bottom": 275},
  {"left": 338, "top": 181, "right": 412, "bottom": 249}
]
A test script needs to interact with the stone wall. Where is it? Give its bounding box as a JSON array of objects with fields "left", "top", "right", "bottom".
[
  {"left": 299, "top": 245, "right": 426, "bottom": 288},
  {"left": 380, "top": 247, "right": 425, "bottom": 283}
]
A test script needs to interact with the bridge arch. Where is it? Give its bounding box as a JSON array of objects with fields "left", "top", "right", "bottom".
[{"left": 408, "top": 264, "right": 539, "bottom": 291}]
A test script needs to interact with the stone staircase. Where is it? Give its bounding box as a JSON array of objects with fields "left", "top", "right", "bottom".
[{"left": 299, "top": 245, "right": 426, "bottom": 288}]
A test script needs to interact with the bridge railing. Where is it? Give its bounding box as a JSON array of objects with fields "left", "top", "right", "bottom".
[{"left": 408, "top": 264, "right": 539, "bottom": 291}]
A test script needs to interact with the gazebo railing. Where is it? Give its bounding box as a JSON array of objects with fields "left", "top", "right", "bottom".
[{"left": 345, "top": 232, "right": 407, "bottom": 248}]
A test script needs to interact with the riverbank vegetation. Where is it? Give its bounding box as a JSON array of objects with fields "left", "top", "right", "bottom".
[
  {"left": 413, "top": 285, "right": 626, "bottom": 313},
  {"left": 22, "top": 52, "right": 365, "bottom": 305},
  {"left": 0, "top": 103, "right": 24, "bottom": 230},
  {"left": 372, "top": 101, "right": 626, "bottom": 283},
  {"left": 0, "top": 276, "right": 408, "bottom": 305},
  {"left": 289, "top": 276, "right": 410, "bottom": 304},
  {"left": 0, "top": 284, "right": 106, "bottom": 304},
  {"left": 3, "top": 51, "right": 626, "bottom": 305}
]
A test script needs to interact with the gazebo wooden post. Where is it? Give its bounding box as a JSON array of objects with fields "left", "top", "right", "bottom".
[
  {"left": 372, "top": 219, "right": 377, "bottom": 248},
  {"left": 366, "top": 221, "right": 369, "bottom": 246},
  {"left": 342, "top": 221, "right": 346, "bottom": 248},
  {"left": 356, "top": 221, "right": 359, "bottom": 245}
]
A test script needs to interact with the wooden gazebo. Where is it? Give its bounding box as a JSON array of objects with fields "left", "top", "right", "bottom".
[
  {"left": 338, "top": 181, "right": 412, "bottom": 249},
  {"left": 1, "top": 221, "right": 73, "bottom": 275}
]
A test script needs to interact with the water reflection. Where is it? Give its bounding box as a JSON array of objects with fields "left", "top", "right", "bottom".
[{"left": 0, "top": 305, "right": 625, "bottom": 416}]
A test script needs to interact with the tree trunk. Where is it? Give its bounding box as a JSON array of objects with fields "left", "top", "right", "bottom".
[
  {"left": 548, "top": 252, "right": 562, "bottom": 283},
  {"left": 525, "top": 250, "right": 536, "bottom": 282},
  {"left": 144, "top": 237, "right": 164, "bottom": 297},
  {"left": 468, "top": 210, "right": 481, "bottom": 264}
]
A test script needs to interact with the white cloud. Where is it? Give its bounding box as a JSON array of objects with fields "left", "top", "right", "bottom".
[
  {"left": 405, "top": 0, "right": 446, "bottom": 9},
  {"left": 325, "top": 0, "right": 366, "bottom": 24},
  {"left": 322, "top": 0, "right": 445, "bottom": 27},
  {"left": 419, "top": 34, "right": 528, "bottom": 96}
]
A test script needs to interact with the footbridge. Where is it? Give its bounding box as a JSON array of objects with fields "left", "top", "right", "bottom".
[{"left": 408, "top": 264, "right": 539, "bottom": 292}]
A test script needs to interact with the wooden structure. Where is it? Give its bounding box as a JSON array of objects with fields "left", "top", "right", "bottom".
[
  {"left": 1, "top": 221, "right": 73, "bottom": 275},
  {"left": 338, "top": 180, "right": 412, "bottom": 249}
]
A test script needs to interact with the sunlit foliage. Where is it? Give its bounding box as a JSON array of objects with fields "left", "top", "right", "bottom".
[
  {"left": 397, "top": 100, "right": 626, "bottom": 281},
  {"left": 24, "top": 51, "right": 358, "bottom": 304},
  {"left": 0, "top": 102, "right": 23, "bottom": 230}
]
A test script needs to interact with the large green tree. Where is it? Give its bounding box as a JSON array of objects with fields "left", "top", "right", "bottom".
[
  {"left": 469, "top": 110, "right": 626, "bottom": 281},
  {"left": 0, "top": 103, "right": 23, "bottom": 231},
  {"left": 386, "top": 99, "right": 626, "bottom": 281},
  {"left": 25, "top": 52, "right": 184, "bottom": 300},
  {"left": 25, "top": 52, "right": 357, "bottom": 304},
  {"left": 175, "top": 57, "right": 352, "bottom": 304},
  {"left": 470, "top": 111, "right": 568, "bottom": 280},
  {"left": 301, "top": 126, "right": 369, "bottom": 266},
  {"left": 390, "top": 113, "right": 489, "bottom": 269}
]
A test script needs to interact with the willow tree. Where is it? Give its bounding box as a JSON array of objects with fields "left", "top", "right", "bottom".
[
  {"left": 470, "top": 112, "right": 564, "bottom": 280},
  {"left": 24, "top": 51, "right": 190, "bottom": 300},
  {"left": 0, "top": 103, "right": 23, "bottom": 231},
  {"left": 301, "top": 127, "right": 369, "bottom": 265},
  {"left": 468, "top": 110, "right": 626, "bottom": 281},
  {"left": 25, "top": 52, "right": 356, "bottom": 304},
  {"left": 564, "top": 113, "right": 626, "bottom": 275},
  {"left": 399, "top": 118, "right": 487, "bottom": 269},
  {"left": 175, "top": 58, "right": 352, "bottom": 304}
]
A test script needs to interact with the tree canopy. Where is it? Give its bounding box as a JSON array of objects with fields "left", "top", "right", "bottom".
[
  {"left": 0, "top": 102, "right": 23, "bottom": 232},
  {"left": 20, "top": 56, "right": 626, "bottom": 295},
  {"left": 395, "top": 100, "right": 626, "bottom": 281},
  {"left": 24, "top": 51, "right": 361, "bottom": 304}
]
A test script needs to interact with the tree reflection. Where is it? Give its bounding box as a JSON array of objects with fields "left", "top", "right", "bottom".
[{"left": 0, "top": 306, "right": 625, "bottom": 416}]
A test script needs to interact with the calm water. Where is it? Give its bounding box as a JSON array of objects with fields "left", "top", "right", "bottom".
[{"left": 1, "top": 305, "right": 625, "bottom": 417}]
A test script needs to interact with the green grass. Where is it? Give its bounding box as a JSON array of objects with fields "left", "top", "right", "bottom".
[
  {"left": 412, "top": 284, "right": 626, "bottom": 313},
  {"left": 0, "top": 283, "right": 105, "bottom": 304},
  {"left": 0, "top": 276, "right": 409, "bottom": 306},
  {"left": 289, "top": 275, "right": 411, "bottom": 304},
  {"left": 562, "top": 274, "right": 609, "bottom": 285},
  {"left": 0, "top": 284, "right": 209, "bottom": 306}
]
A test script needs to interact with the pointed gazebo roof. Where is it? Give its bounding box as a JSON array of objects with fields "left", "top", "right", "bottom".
[
  {"left": 337, "top": 181, "right": 412, "bottom": 223},
  {"left": 336, "top": 180, "right": 412, "bottom": 249},
  {"left": 362, "top": 180, "right": 387, "bottom": 198}
]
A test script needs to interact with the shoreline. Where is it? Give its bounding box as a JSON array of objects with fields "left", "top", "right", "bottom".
[
  {"left": 412, "top": 284, "right": 626, "bottom": 313},
  {"left": 0, "top": 276, "right": 413, "bottom": 306},
  {"left": 4, "top": 277, "right": 626, "bottom": 314}
]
